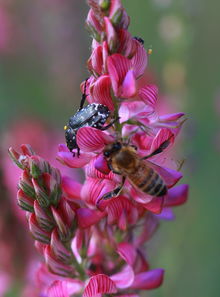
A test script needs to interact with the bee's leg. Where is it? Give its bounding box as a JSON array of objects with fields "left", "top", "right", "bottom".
[
  {"left": 97, "top": 176, "right": 126, "bottom": 203},
  {"left": 141, "top": 135, "right": 173, "bottom": 160},
  {"left": 79, "top": 78, "right": 89, "bottom": 110},
  {"left": 99, "top": 116, "right": 120, "bottom": 131}
]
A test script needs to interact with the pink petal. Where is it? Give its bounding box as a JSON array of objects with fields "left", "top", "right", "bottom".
[
  {"left": 145, "top": 160, "right": 182, "bottom": 188},
  {"left": 164, "top": 184, "right": 189, "bottom": 207},
  {"left": 104, "top": 17, "right": 118, "bottom": 53},
  {"left": 130, "top": 187, "right": 153, "bottom": 204},
  {"left": 118, "top": 210, "right": 127, "bottom": 230},
  {"left": 107, "top": 196, "right": 139, "bottom": 226},
  {"left": 134, "top": 214, "right": 159, "bottom": 246},
  {"left": 57, "top": 151, "right": 93, "bottom": 168},
  {"left": 143, "top": 197, "right": 164, "bottom": 214},
  {"left": 58, "top": 143, "right": 69, "bottom": 152},
  {"left": 107, "top": 54, "right": 131, "bottom": 97},
  {"left": 62, "top": 176, "right": 82, "bottom": 199},
  {"left": 83, "top": 274, "right": 117, "bottom": 297},
  {"left": 118, "top": 29, "right": 136, "bottom": 57},
  {"left": 85, "top": 155, "right": 117, "bottom": 180},
  {"left": 150, "top": 128, "right": 174, "bottom": 155},
  {"left": 110, "top": 265, "right": 134, "bottom": 289},
  {"left": 119, "top": 100, "right": 152, "bottom": 123},
  {"left": 47, "top": 280, "right": 69, "bottom": 297},
  {"left": 131, "top": 269, "right": 164, "bottom": 290},
  {"left": 76, "top": 208, "right": 105, "bottom": 228},
  {"left": 47, "top": 280, "right": 83, "bottom": 297},
  {"left": 94, "top": 154, "right": 111, "bottom": 175},
  {"left": 159, "top": 112, "right": 185, "bottom": 122},
  {"left": 117, "top": 243, "right": 137, "bottom": 266},
  {"left": 131, "top": 41, "right": 148, "bottom": 78},
  {"left": 87, "top": 45, "right": 103, "bottom": 76},
  {"left": 77, "top": 127, "right": 114, "bottom": 152},
  {"left": 156, "top": 207, "right": 175, "bottom": 220},
  {"left": 121, "top": 70, "right": 137, "bottom": 98},
  {"left": 138, "top": 85, "right": 158, "bottom": 107},
  {"left": 81, "top": 177, "right": 116, "bottom": 206},
  {"left": 90, "top": 75, "right": 114, "bottom": 110}
]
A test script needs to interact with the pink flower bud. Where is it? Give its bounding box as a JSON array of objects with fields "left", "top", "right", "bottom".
[
  {"left": 44, "top": 245, "right": 75, "bottom": 277},
  {"left": 104, "top": 17, "right": 118, "bottom": 53},
  {"left": 8, "top": 147, "right": 26, "bottom": 169},
  {"left": 109, "top": 0, "right": 123, "bottom": 26},
  {"left": 34, "top": 200, "right": 54, "bottom": 231},
  {"left": 29, "top": 156, "right": 42, "bottom": 179},
  {"left": 86, "top": 9, "right": 102, "bottom": 42},
  {"left": 43, "top": 173, "right": 62, "bottom": 206},
  {"left": 99, "top": 0, "right": 110, "bottom": 11},
  {"left": 20, "top": 144, "right": 35, "bottom": 156},
  {"left": 32, "top": 178, "right": 50, "bottom": 208},
  {"left": 17, "top": 189, "right": 34, "bottom": 212},
  {"left": 51, "top": 206, "right": 71, "bottom": 241},
  {"left": 19, "top": 171, "right": 35, "bottom": 198},
  {"left": 28, "top": 213, "right": 51, "bottom": 244},
  {"left": 50, "top": 229, "right": 72, "bottom": 264}
]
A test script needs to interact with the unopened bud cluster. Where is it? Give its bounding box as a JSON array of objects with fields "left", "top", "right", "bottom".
[{"left": 9, "top": 145, "right": 79, "bottom": 278}]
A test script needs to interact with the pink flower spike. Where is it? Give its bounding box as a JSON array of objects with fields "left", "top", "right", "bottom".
[
  {"left": 121, "top": 70, "right": 137, "bottom": 98},
  {"left": 165, "top": 184, "right": 189, "bottom": 207},
  {"left": 139, "top": 85, "right": 158, "bottom": 107},
  {"left": 117, "top": 242, "right": 137, "bottom": 266},
  {"left": 77, "top": 127, "right": 114, "bottom": 152},
  {"left": 76, "top": 208, "right": 105, "bottom": 228},
  {"left": 62, "top": 176, "right": 82, "bottom": 199},
  {"left": 94, "top": 154, "right": 111, "bottom": 175},
  {"left": 111, "top": 265, "right": 134, "bottom": 289},
  {"left": 90, "top": 75, "right": 114, "bottom": 110},
  {"left": 57, "top": 150, "right": 93, "bottom": 168},
  {"left": 131, "top": 269, "right": 164, "bottom": 290},
  {"left": 145, "top": 160, "right": 182, "bottom": 188},
  {"left": 83, "top": 274, "right": 117, "bottom": 297}
]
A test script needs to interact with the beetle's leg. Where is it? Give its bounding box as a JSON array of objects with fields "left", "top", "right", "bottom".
[
  {"left": 79, "top": 78, "right": 89, "bottom": 110},
  {"left": 141, "top": 135, "right": 173, "bottom": 160},
  {"left": 76, "top": 146, "right": 80, "bottom": 158},
  {"left": 97, "top": 176, "right": 126, "bottom": 205},
  {"left": 99, "top": 116, "right": 120, "bottom": 131}
]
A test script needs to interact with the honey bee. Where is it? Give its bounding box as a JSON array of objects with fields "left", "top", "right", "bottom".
[{"left": 98, "top": 137, "right": 173, "bottom": 203}]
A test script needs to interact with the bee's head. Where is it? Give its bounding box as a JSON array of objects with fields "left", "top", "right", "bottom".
[{"left": 103, "top": 142, "right": 122, "bottom": 158}]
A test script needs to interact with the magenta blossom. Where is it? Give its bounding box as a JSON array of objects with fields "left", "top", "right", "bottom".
[{"left": 8, "top": 1, "right": 188, "bottom": 296}]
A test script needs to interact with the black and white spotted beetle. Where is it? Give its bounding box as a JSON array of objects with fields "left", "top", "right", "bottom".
[{"left": 64, "top": 79, "right": 118, "bottom": 156}]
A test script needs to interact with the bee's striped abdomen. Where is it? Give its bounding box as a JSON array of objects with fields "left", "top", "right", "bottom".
[
  {"left": 142, "top": 171, "right": 167, "bottom": 196},
  {"left": 129, "top": 164, "right": 167, "bottom": 197}
]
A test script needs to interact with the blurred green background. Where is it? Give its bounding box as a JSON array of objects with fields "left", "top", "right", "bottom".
[{"left": 0, "top": 0, "right": 219, "bottom": 296}]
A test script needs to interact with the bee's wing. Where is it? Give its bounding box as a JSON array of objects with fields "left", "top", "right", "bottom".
[{"left": 144, "top": 160, "right": 182, "bottom": 188}]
